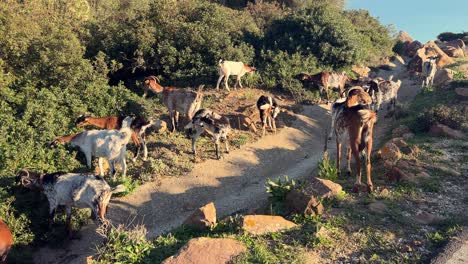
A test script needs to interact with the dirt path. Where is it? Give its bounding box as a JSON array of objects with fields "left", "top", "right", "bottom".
[{"left": 35, "top": 57, "right": 421, "bottom": 264}]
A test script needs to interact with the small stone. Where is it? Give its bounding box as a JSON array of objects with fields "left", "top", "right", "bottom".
[
  {"left": 402, "top": 132, "right": 415, "bottom": 140},
  {"left": 401, "top": 244, "right": 413, "bottom": 252},
  {"left": 416, "top": 171, "right": 430, "bottom": 178},
  {"left": 380, "top": 142, "right": 402, "bottom": 162},
  {"left": 241, "top": 215, "right": 297, "bottom": 235},
  {"left": 392, "top": 125, "right": 411, "bottom": 138},
  {"left": 369, "top": 201, "right": 388, "bottom": 214},
  {"left": 429, "top": 123, "right": 466, "bottom": 139},
  {"left": 379, "top": 188, "right": 390, "bottom": 198},
  {"left": 183, "top": 202, "right": 217, "bottom": 230},
  {"left": 414, "top": 212, "right": 444, "bottom": 225}
]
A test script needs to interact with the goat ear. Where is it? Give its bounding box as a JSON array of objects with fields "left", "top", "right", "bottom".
[{"left": 259, "top": 104, "right": 270, "bottom": 110}]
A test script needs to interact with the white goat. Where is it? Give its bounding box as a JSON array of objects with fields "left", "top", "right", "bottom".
[
  {"left": 51, "top": 117, "right": 134, "bottom": 178},
  {"left": 18, "top": 170, "right": 125, "bottom": 235},
  {"left": 216, "top": 60, "right": 256, "bottom": 91},
  {"left": 422, "top": 57, "right": 437, "bottom": 87},
  {"left": 368, "top": 75, "right": 402, "bottom": 116}
]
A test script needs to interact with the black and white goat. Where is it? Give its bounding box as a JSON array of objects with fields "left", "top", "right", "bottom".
[
  {"left": 17, "top": 170, "right": 125, "bottom": 235},
  {"left": 422, "top": 56, "right": 437, "bottom": 87},
  {"left": 184, "top": 109, "right": 231, "bottom": 160},
  {"left": 256, "top": 95, "right": 281, "bottom": 137},
  {"left": 367, "top": 75, "right": 402, "bottom": 116}
]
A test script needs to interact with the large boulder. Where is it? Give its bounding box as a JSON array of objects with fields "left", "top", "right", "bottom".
[
  {"left": 433, "top": 68, "right": 454, "bottom": 87},
  {"left": 444, "top": 46, "right": 465, "bottom": 58},
  {"left": 162, "top": 237, "right": 246, "bottom": 264},
  {"left": 429, "top": 123, "right": 466, "bottom": 139},
  {"left": 407, "top": 41, "right": 423, "bottom": 57},
  {"left": 397, "top": 31, "right": 414, "bottom": 43},
  {"left": 241, "top": 215, "right": 297, "bottom": 235},
  {"left": 409, "top": 41, "right": 455, "bottom": 73},
  {"left": 440, "top": 39, "right": 466, "bottom": 57},
  {"left": 183, "top": 202, "right": 217, "bottom": 230}
]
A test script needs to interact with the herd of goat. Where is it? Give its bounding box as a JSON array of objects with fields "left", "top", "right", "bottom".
[{"left": 1, "top": 57, "right": 439, "bottom": 261}]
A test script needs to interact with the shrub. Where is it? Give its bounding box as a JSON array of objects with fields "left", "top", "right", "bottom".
[
  {"left": 318, "top": 152, "right": 338, "bottom": 181},
  {"left": 413, "top": 104, "right": 467, "bottom": 132},
  {"left": 92, "top": 224, "right": 154, "bottom": 264},
  {"left": 265, "top": 176, "right": 298, "bottom": 203}
]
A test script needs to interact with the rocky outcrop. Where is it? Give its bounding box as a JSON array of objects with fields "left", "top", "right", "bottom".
[
  {"left": 163, "top": 237, "right": 246, "bottom": 264},
  {"left": 409, "top": 41, "right": 455, "bottom": 73},
  {"left": 241, "top": 215, "right": 297, "bottom": 235},
  {"left": 183, "top": 202, "right": 217, "bottom": 230}
]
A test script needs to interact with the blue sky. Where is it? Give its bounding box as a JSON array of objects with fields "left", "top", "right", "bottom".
[{"left": 346, "top": 0, "right": 468, "bottom": 43}]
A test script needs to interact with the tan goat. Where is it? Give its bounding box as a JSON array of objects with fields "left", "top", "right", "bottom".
[
  {"left": 333, "top": 87, "right": 377, "bottom": 193},
  {"left": 143, "top": 76, "right": 203, "bottom": 132}
]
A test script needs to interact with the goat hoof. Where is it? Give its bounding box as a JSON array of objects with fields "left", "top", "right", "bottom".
[
  {"left": 367, "top": 184, "right": 374, "bottom": 193},
  {"left": 352, "top": 184, "right": 361, "bottom": 193}
]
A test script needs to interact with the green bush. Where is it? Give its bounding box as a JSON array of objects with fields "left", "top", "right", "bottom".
[
  {"left": 413, "top": 104, "right": 467, "bottom": 132},
  {"left": 265, "top": 176, "right": 298, "bottom": 203},
  {"left": 92, "top": 224, "right": 154, "bottom": 264},
  {"left": 318, "top": 152, "right": 338, "bottom": 181}
]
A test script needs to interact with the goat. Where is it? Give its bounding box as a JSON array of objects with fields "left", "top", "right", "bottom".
[
  {"left": 76, "top": 115, "right": 153, "bottom": 161},
  {"left": 421, "top": 56, "right": 437, "bottom": 87},
  {"left": 216, "top": 60, "right": 256, "bottom": 91},
  {"left": 17, "top": 170, "right": 125, "bottom": 236},
  {"left": 367, "top": 75, "right": 402, "bottom": 116},
  {"left": 332, "top": 87, "right": 377, "bottom": 193},
  {"left": 256, "top": 95, "right": 281, "bottom": 137},
  {"left": 0, "top": 219, "right": 13, "bottom": 264},
  {"left": 184, "top": 109, "right": 231, "bottom": 160},
  {"left": 51, "top": 117, "right": 134, "bottom": 178},
  {"left": 295, "top": 71, "right": 348, "bottom": 104},
  {"left": 143, "top": 76, "right": 203, "bottom": 132}
]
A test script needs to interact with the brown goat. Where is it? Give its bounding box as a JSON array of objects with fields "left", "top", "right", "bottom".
[
  {"left": 143, "top": 76, "right": 203, "bottom": 132},
  {"left": 333, "top": 87, "right": 377, "bottom": 193},
  {"left": 75, "top": 115, "right": 151, "bottom": 161},
  {"left": 295, "top": 71, "right": 348, "bottom": 104},
  {"left": 0, "top": 219, "right": 13, "bottom": 264}
]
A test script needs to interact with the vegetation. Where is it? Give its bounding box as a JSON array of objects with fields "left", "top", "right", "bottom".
[
  {"left": 437, "top": 31, "right": 468, "bottom": 42},
  {"left": 0, "top": 0, "right": 396, "bottom": 261}
]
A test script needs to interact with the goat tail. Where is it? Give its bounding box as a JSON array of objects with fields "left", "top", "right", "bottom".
[{"left": 219, "top": 59, "right": 223, "bottom": 65}]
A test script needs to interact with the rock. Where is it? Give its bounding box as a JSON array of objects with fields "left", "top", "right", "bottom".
[
  {"left": 391, "top": 138, "right": 408, "bottom": 148},
  {"left": 402, "top": 145, "right": 420, "bottom": 157},
  {"left": 304, "top": 177, "right": 343, "bottom": 199},
  {"left": 183, "top": 202, "right": 217, "bottom": 230},
  {"left": 369, "top": 201, "right": 388, "bottom": 214},
  {"left": 445, "top": 46, "right": 465, "bottom": 58},
  {"left": 154, "top": 120, "right": 167, "bottom": 133},
  {"left": 386, "top": 167, "right": 410, "bottom": 182},
  {"left": 352, "top": 65, "right": 371, "bottom": 77},
  {"left": 407, "top": 41, "right": 423, "bottom": 57},
  {"left": 241, "top": 215, "right": 297, "bottom": 235},
  {"left": 414, "top": 212, "right": 444, "bottom": 225},
  {"left": 379, "top": 188, "right": 390, "bottom": 198},
  {"left": 401, "top": 244, "right": 413, "bottom": 252},
  {"left": 429, "top": 123, "right": 466, "bottom": 139},
  {"left": 409, "top": 41, "right": 455, "bottom": 73},
  {"left": 162, "top": 237, "right": 246, "bottom": 264},
  {"left": 416, "top": 171, "right": 430, "bottom": 178},
  {"left": 392, "top": 125, "right": 411, "bottom": 138},
  {"left": 286, "top": 189, "right": 324, "bottom": 216},
  {"left": 433, "top": 68, "right": 454, "bottom": 87},
  {"left": 285, "top": 177, "right": 342, "bottom": 216},
  {"left": 455, "top": 88, "right": 468, "bottom": 99},
  {"left": 402, "top": 132, "right": 415, "bottom": 140},
  {"left": 380, "top": 142, "right": 402, "bottom": 163},
  {"left": 397, "top": 31, "right": 414, "bottom": 43}
]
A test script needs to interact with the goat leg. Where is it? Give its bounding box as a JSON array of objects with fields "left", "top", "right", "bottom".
[
  {"left": 351, "top": 143, "right": 362, "bottom": 193},
  {"left": 216, "top": 75, "right": 224, "bottom": 90},
  {"left": 215, "top": 141, "right": 220, "bottom": 160},
  {"left": 225, "top": 140, "right": 230, "bottom": 154},
  {"left": 98, "top": 157, "right": 104, "bottom": 176},
  {"left": 66, "top": 206, "right": 73, "bottom": 237},
  {"left": 346, "top": 147, "right": 352, "bottom": 176},
  {"left": 336, "top": 141, "right": 341, "bottom": 176},
  {"left": 141, "top": 135, "right": 148, "bottom": 161}
]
